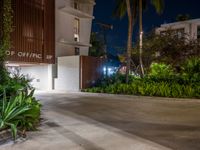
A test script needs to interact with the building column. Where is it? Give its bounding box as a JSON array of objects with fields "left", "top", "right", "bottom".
[{"left": 48, "top": 64, "right": 54, "bottom": 90}]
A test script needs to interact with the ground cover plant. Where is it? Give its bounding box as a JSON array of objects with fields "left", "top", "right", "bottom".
[
  {"left": 0, "top": 89, "right": 41, "bottom": 139},
  {"left": 0, "top": 73, "right": 41, "bottom": 140},
  {"left": 84, "top": 57, "right": 200, "bottom": 98}
]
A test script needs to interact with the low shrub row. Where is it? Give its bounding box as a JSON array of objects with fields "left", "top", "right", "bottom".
[
  {"left": 84, "top": 78, "right": 199, "bottom": 98},
  {"left": 84, "top": 57, "right": 200, "bottom": 98}
]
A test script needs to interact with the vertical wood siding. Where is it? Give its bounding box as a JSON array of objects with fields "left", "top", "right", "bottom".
[
  {"left": 80, "top": 56, "right": 104, "bottom": 89},
  {"left": 8, "top": 0, "right": 55, "bottom": 64},
  {"left": 44, "top": 0, "right": 55, "bottom": 64}
]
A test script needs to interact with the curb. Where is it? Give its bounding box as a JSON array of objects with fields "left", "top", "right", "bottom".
[
  {"left": 74, "top": 92, "right": 200, "bottom": 103},
  {"left": 35, "top": 90, "right": 200, "bottom": 103}
]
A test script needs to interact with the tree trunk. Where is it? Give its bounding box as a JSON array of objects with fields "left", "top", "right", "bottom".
[
  {"left": 139, "top": 0, "right": 144, "bottom": 77},
  {"left": 125, "top": 0, "right": 133, "bottom": 83}
]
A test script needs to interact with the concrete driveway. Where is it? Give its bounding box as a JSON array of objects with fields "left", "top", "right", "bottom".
[{"left": 1, "top": 92, "right": 200, "bottom": 150}]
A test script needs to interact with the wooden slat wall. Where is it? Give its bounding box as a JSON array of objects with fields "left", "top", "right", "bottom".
[
  {"left": 80, "top": 56, "right": 104, "bottom": 89},
  {"left": 44, "top": 0, "right": 55, "bottom": 64},
  {"left": 8, "top": 0, "right": 55, "bottom": 64}
]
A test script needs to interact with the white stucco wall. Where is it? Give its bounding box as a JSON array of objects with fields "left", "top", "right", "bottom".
[
  {"left": 80, "top": 19, "right": 92, "bottom": 45},
  {"left": 156, "top": 19, "right": 200, "bottom": 40},
  {"left": 55, "top": 0, "right": 94, "bottom": 57},
  {"left": 20, "top": 65, "right": 53, "bottom": 90},
  {"left": 55, "top": 56, "right": 80, "bottom": 91},
  {"left": 56, "top": 44, "right": 75, "bottom": 57}
]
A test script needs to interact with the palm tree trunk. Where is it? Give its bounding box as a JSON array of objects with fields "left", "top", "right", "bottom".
[
  {"left": 125, "top": 0, "right": 133, "bottom": 83},
  {"left": 139, "top": 0, "right": 144, "bottom": 77}
]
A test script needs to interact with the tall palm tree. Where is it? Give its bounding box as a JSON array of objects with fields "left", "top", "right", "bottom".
[
  {"left": 113, "top": 0, "right": 164, "bottom": 82},
  {"left": 113, "top": 0, "right": 138, "bottom": 83},
  {"left": 139, "top": 0, "right": 164, "bottom": 76}
]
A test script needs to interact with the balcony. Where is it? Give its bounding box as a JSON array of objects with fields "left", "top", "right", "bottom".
[
  {"left": 59, "top": 0, "right": 95, "bottom": 19},
  {"left": 57, "top": 38, "right": 91, "bottom": 47}
]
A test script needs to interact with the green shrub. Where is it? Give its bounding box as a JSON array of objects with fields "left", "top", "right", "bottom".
[
  {"left": 95, "top": 73, "right": 135, "bottom": 87},
  {"left": 0, "top": 72, "right": 40, "bottom": 140},
  {"left": 0, "top": 73, "right": 32, "bottom": 98},
  {"left": 149, "top": 63, "right": 174, "bottom": 78},
  {"left": 181, "top": 57, "right": 200, "bottom": 82},
  {"left": 0, "top": 89, "right": 41, "bottom": 140},
  {"left": 84, "top": 78, "right": 200, "bottom": 98},
  {"left": 84, "top": 59, "right": 200, "bottom": 99}
]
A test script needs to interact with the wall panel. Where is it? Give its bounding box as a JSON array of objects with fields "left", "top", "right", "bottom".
[
  {"left": 80, "top": 56, "right": 104, "bottom": 89},
  {"left": 7, "top": 0, "right": 55, "bottom": 64}
]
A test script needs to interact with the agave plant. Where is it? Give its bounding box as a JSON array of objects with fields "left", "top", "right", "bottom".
[
  {"left": 0, "top": 91, "right": 30, "bottom": 139},
  {"left": 0, "top": 89, "right": 41, "bottom": 140}
]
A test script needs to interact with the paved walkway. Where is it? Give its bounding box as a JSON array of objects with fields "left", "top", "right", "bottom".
[{"left": 1, "top": 92, "right": 200, "bottom": 150}]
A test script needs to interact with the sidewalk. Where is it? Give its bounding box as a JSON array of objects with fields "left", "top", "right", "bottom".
[{"left": 0, "top": 110, "right": 171, "bottom": 150}]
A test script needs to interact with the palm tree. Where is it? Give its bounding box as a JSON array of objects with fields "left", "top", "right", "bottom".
[
  {"left": 139, "top": 0, "right": 164, "bottom": 76},
  {"left": 113, "top": 0, "right": 164, "bottom": 81},
  {"left": 113, "top": 0, "right": 138, "bottom": 83}
]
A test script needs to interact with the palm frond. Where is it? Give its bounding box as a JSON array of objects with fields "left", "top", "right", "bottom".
[
  {"left": 113, "top": 0, "right": 127, "bottom": 19},
  {"left": 151, "top": 0, "right": 164, "bottom": 14}
]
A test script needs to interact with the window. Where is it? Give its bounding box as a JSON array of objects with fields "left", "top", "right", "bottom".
[
  {"left": 74, "top": 0, "right": 79, "bottom": 10},
  {"left": 75, "top": 47, "right": 80, "bottom": 55},
  {"left": 74, "top": 18, "right": 80, "bottom": 42},
  {"left": 197, "top": 26, "right": 200, "bottom": 39}
]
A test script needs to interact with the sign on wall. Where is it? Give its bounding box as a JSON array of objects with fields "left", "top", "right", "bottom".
[
  {"left": 6, "top": 50, "right": 53, "bottom": 61},
  {"left": 8, "top": 0, "right": 55, "bottom": 64}
]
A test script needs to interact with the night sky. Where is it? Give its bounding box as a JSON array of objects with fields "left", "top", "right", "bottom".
[{"left": 92, "top": 0, "right": 200, "bottom": 55}]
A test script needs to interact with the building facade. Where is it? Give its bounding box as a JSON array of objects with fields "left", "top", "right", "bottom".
[
  {"left": 156, "top": 19, "right": 200, "bottom": 40},
  {"left": 56, "top": 0, "right": 94, "bottom": 57},
  {"left": 54, "top": 0, "right": 96, "bottom": 91},
  {"left": 8, "top": 0, "right": 55, "bottom": 64},
  {"left": 3, "top": 0, "right": 98, "bottom": 91}
]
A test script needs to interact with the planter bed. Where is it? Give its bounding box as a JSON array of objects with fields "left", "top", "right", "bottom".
[{"left": 0, "top": 129, "right": 12, "bottom": 145}]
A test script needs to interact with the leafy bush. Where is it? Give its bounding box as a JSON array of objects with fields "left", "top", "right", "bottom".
[
  {"left": 84, "top": 59, "right": 200, "bottom": 98},
  {"left": 0, "top": 73, "right": 32, "bottom": 98},
  {"left": 132, "top": 30, "right": 200, "bottom": 71},
  {"left": 0, "top": 71, "right": 40, "bottom": 140},
  {"left": 149, "top": 63, "right": 174, "bottom": 78},
  {"left": 84, "top": 79, "right": 199, "bottom": 98},
  {"left": 0, "top": 89, "right": 41, "bottom": 139},
  {"left": 181, "top": 57, "right": 200, "bottom": 82},
  {"left": 95, "top": 73, "right": 136, "bottom": 87}
]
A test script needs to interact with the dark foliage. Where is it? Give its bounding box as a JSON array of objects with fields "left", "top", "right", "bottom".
[
  {"left": 84, "top": 58, "right": 200, "bottom": 98},
  {"left": 132, "top": 30, "right": 200, "bottom": 71}
]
